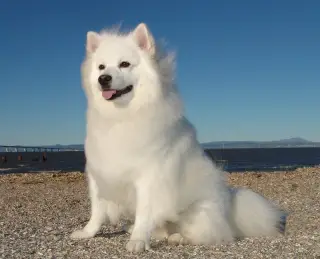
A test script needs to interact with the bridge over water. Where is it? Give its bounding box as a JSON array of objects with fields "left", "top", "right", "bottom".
[{"left": 0, "top": 145, "right": 82, "bottom": 153}]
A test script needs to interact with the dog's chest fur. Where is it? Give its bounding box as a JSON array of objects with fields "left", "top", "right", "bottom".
[{"left": 84, "top": 109, "right": 178, "bottom": 202}]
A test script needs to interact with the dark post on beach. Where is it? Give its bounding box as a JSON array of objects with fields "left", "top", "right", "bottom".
[{"left": 42, "top": 152, "right": 47, "bottom": 162}]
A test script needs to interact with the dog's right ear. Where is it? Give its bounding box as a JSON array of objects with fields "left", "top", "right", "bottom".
[
  {"left": 86, "top": 31, "right": 101, "bottom": 54},
  {"left": 132, "top": 23, "right": 156, "bottom": 56}
]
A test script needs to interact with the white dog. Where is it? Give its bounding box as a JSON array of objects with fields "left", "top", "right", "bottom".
[{"left": 71, "top": 23, "right": 286, "bottom": 253}]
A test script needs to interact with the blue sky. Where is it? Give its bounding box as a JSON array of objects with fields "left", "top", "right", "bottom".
[{"left": 0, "top": 0, "right": 319, "bottom": 145}]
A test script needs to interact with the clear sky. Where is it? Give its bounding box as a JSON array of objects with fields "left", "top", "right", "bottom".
[{"left": 0, "top": 0, "right": 319, "bottom": 146}]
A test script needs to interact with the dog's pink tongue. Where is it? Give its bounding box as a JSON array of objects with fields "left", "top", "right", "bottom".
[{"left": 102, "top": 90, "right": 116, "bottom": 100}]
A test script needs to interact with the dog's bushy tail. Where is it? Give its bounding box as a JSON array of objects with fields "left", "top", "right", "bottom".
[{"left": 230, "top": 188, "right": 287, "bottom": 238}]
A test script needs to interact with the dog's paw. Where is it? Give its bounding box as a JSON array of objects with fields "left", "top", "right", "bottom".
[
  {"left": 126, "top": 240, "right": 149, "bottom": 253},
  {"left": 168, "top": 233, "right": 189, "bottom": 245},
  {"left": 70, "top": 229, "right": 95, "bottom": 240}
]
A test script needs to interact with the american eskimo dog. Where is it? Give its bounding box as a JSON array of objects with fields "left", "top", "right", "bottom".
[{"left": 71, "top": 23, "right": 286, "bottom": 253}]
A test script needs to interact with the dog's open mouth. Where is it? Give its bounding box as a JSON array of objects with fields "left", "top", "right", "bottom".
[{"left": 102, "top": 85, "right": 133, "bottom": 100}]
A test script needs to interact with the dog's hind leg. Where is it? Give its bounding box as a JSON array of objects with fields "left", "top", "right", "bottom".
[
  {"left": 168, "top": 200, "right": 234, "bottom": 246},
  {"left": 70, "top": 172, "right": 120, "bottom": 239}
]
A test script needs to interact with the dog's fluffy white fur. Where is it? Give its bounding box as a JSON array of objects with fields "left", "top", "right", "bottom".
[{"left": 71, "top": 23, "right": 286, "bottom": 253}]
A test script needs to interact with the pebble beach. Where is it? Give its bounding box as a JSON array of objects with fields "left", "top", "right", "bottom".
[{"left": 1, "top": 167, "right": 319, "bottom": 259}]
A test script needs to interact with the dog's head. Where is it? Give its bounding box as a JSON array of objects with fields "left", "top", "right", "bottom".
[{"left": 82, "top": 23, "right": 177, "bottom": 119}]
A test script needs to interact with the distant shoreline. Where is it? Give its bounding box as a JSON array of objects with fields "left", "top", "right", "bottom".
[
  {"left": 1, "top": 137, "right": 320, "bottom": 152},
  {"left": 2, "top": 144, "right": 320, "bottom": 153}
]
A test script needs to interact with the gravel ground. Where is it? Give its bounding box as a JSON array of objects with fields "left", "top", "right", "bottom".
[{"left": 1, "top": 167, "right": 319, "bottom": 259}]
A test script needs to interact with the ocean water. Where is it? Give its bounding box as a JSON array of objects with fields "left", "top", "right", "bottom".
[
  {"left": 204, "top": 147, "right": 320, "bottom": 172},
  {"left": 1, "top": 147, "right": 320, "bottom": 174}
]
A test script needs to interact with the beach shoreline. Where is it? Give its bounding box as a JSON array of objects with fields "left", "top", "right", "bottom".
[{"left": 1, "top": 167, "right": 319, "bottom": 258}]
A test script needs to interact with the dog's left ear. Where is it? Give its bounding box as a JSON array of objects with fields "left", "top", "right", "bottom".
[
  {"left": 132, "top": 23, "right": 156, "bottom": 56},
  {"left": 86, "top": 31, "right": 102, "bottom": 54}
]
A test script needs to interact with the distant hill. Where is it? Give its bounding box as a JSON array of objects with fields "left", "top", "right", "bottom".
[
  {"left": 1, "top": 138, "right": 320, "bottom": 152},
  {"left": 201, "top": 137, "right": 320, "bottom": 149}
]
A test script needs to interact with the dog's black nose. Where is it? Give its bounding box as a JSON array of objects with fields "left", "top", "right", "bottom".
[{"left": 98, "top": 74, "right": 112, "bottom": 88}]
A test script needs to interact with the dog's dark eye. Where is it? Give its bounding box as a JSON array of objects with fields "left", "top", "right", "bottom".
[
  {"left": 98, "top": 64, "right": 105, "bottom": 70},
  {"left": 119, "top": 61, "right": 131, "bottom": 68}
]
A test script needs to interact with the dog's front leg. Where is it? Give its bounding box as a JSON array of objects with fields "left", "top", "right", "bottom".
[
  {"left": 126, "top": 181, "right": 154, "bottom": 252},
  {"left": 126, "top": 174, "right": 165, "bottom": 252},
  {"left": 71, "top": 171, "right": 120, "bottom": 239},
  {"left": 126, "top": 171, "right": 177, "bottom": 253}
]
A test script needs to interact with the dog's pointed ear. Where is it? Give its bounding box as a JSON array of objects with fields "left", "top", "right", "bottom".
[
  {"left": 86, "top": 31, "right": 101, "bottom": 54},
  {"left": 132, "top": 23, "right": 155, "bottom": 56}
]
